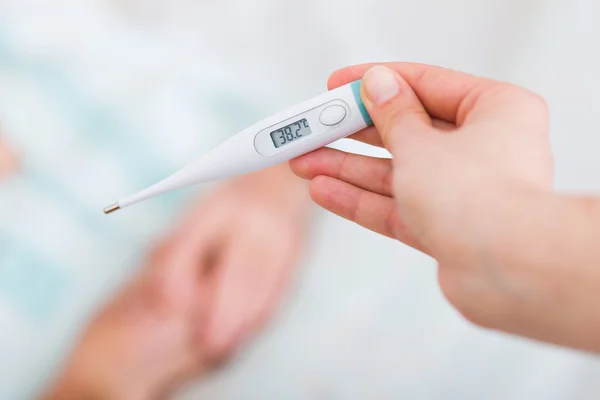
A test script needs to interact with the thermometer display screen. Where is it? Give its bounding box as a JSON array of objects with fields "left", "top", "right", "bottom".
[{"left": 270, "top": 119, "right": 312, "bottom": 148}]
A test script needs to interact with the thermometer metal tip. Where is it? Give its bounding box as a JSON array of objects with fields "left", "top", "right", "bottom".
[{"left": 103, "top": 203, "right": 120, "bottom": 215}]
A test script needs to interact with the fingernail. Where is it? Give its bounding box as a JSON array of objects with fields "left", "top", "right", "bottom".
[{"left": 363, "top": 66, "right": 401, "bottom": 105}]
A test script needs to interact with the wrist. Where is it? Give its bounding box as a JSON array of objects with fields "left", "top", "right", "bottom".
[
  {"left": 470, "top": 181, "right": 556, "bottom": 261},
  {"left": 444, "top": 180, "right": 600, "bottom": 352},
  {"left": 430, "top": 177, "right": 554, "bottom": 260}
]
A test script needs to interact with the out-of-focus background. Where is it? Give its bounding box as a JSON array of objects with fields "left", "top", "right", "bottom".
[{"left": 1, "top": 0, "right": 600, "bottom": 399}]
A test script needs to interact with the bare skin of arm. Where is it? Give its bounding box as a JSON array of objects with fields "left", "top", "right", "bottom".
[
  {"left": 43, "top": 163, "right": 310, "bottom": 400},
  {"left": 291, "top": 63, "right": 600, "bottom": 353}
]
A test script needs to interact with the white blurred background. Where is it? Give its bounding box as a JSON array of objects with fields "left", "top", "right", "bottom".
[{"left": 1, "top": 0, "right": 600, "bottom": 399}]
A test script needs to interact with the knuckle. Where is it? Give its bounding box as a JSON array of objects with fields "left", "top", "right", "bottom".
[
  {"left": 530, "top": 92, "right": 549, "bottom": 113},
  {"left": 522, "top": 88, "right": 549, "bottom": 110},
  {"left": 519, "top": 88, "right": 550, "bottom": 120},
  {"left": 505, "top": 84, "right": 550, "bottom": 122},
  {"left": 460, "top": 82, "right": 550, "bottom": 128},
  {"left": 456, "top": 81, "right": 491, "bottom": 125},
  {"left": 411, "top": 64, "right": 432, "bottom": 90}
]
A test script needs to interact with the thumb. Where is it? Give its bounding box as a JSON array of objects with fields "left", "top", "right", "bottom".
[{"left": 360, "top": 65, "right": 436, "bottom": 155}]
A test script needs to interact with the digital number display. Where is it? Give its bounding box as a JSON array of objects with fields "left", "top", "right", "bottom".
[{"left": 270, "top": 119, "right": 312, "bottom": 148}]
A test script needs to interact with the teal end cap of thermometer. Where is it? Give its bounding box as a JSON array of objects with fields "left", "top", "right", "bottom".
[{"left": 350, "top": 80, "right": 374, "bottom": 126}]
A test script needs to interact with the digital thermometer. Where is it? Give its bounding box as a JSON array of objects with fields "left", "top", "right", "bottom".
[{"left": 103, "top": 80, "right": 373, "bottom": 214}]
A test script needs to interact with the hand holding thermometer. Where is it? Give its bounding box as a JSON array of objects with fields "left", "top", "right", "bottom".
[{"left": 104, "top": 80, "right": 373, "bottom": 214}]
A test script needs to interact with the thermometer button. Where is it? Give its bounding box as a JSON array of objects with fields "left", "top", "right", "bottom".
[{"left": 319, "top": 105, "right": 347, "bottom": 126}]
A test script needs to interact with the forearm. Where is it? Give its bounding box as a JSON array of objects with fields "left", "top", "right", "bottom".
[{"left": 464, "top": 183, "right": 600, "bottom": 351}]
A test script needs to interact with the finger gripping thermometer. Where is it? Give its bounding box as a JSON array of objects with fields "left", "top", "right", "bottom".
[{"left": 103, "top": 80, "right": 373, "bottom": 214}]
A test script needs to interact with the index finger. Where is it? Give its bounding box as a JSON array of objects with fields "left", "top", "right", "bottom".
[{"left": 329, "top": 62, "right": 509, "bottom": 126}]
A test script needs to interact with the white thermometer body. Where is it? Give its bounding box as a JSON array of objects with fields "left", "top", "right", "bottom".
[{"left": 105, "top": 80, "right": 373, "bottom": 213}]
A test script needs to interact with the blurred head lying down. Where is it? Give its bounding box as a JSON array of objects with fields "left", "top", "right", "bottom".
[{"left": 0, "top": 1, "right": 310, "bottom": 398}]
